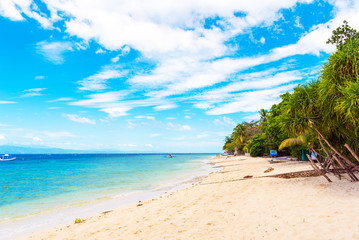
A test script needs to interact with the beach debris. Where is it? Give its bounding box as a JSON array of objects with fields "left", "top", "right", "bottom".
[
  {"left": 270, "top": 170, "right": 320, "bottom": 179},
  {"left": 102, "top": 211, "right": 112, "bottom": 215},
  {"left": 305, "top": 131, "right": 359, "bottom": 182},
  {"left": 137, "top": 203, "right": 143, "bottom": 207},
  {"left": 264, "top": 167, "right": 274, "bottom": 173},
  {"left": 243, "top": 175, "right": 253, "bottom": 179},
  {"left": 74, "top": 218, "right": 82, "bottom": 224}
]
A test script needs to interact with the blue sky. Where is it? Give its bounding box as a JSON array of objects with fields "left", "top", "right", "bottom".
[{"left": 0, "top": 0, "right": 358, "bottom": 153}]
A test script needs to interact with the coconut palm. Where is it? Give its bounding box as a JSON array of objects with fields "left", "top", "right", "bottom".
[
  {"left": 278, "top": 134, "right": 307, "bottom": 150},
  {"left": 231, "top": 123, "right": 247, "bottom": 155}
]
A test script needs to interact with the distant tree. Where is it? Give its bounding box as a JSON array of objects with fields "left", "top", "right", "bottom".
[
  {"left": 249, "top": 134, "right": 269, "bottom": 157},
  {"left": 259, "top": 109, "right": 268, "bottom": 123},
  {"left": 327, "top": 20, "right": 359, "bottom": 50},
  {"left": 231, "top": 123, "right": 247, "bottom": 155},
  {"left": 223, "top": 136, "right": 234, "bottom": 153}
]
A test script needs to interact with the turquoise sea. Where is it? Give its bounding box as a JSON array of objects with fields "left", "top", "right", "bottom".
[{"left": 0, "top": 153, "right": 215, "bottom": 239}]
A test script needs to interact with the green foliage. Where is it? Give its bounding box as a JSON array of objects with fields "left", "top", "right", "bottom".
[
  {"left": 318, "top": 36, "right": 359, "bottom": 153},
  {"left": 288, "top": 145, "right": 304, "bottom": 160},
  {"left": 249, "top": 134, "right": 269, "bottom": 157},
  {"left": 223, "top": 21, "right": 359, "bottom": 159},
  {"left": 327, "top": 20, "right": 359, "bottom": 50},
  {"left": 222, "top": 121, "right": 262, "bottom": 154},
  {"left": 262, "top": 101, "right": 291, "bottom": 148},
  {"left": 278, "top": 135, "right": 305, "bottom": 150},
  {"left": 223, "top": 136, "right": 234, "bottom": 153}
]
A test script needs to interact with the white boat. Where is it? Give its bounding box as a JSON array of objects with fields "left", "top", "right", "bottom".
[{"left": 0, "top": 154, "right": 16, "bottom": 161}]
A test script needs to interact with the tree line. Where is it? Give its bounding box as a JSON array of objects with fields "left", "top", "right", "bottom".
[{"left": 223, "top": 21, "right": 359, "bottom": 163}]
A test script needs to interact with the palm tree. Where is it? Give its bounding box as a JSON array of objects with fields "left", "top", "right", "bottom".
[
  {"left": 259, "top": 109, "right": 268, "bottom": 123},
  {"left": 278, "top": 134, "right": 306, "bottom": 150},
  {"left": 231, "top": 123, "right": 246, "bottom": 155}
]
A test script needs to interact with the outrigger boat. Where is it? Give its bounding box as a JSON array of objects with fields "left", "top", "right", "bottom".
[{"left": 0, "top": 154, "right": 16, "bottom": 161}]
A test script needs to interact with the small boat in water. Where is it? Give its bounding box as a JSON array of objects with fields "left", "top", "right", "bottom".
[{"left": 0, "top": 154, "right": 16, "bottom": 161}]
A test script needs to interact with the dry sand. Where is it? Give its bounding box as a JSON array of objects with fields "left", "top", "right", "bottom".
[{"left": 17, "top": 156, "right": 359, "bottom": 240}]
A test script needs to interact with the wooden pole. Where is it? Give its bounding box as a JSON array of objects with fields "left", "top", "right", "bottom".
[
  {"left": 315, "top": 128, "right": 359, "bottom": 170},
  {"left": 306, "top": 154, "right": 332, "bottom": 182},
  {"left": 332, "top": 155, "right": 358, "bottom": 182},
  {"left": 344, "top": 143, "right": 359, "bottom": 163}
]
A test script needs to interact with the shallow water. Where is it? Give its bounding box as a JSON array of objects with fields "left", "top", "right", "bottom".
[{"left": 0, "top": 153, "right": 215, "bottom": 238}]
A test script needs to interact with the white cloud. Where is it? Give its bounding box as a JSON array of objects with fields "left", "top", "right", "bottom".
[
  {"left": 206, "top": 84, "right": 296, "bottom": 115},
  {"left": 111, "top": 45, "right": 131, "bottom": 63},
  {"left": 260, "top": 37, "right": 266, "bottom": 44},
  {"left": 243, "top": 113, "right": 260, "bottom": 121},
  {"left": 47, "top": 97, "right": 73, "bottom": 102},
  {"left": 213, "top": 116, "right": 236, "bottom": 127},
  {"left": 151, "top": 133, "right": 161, "bottom": 137},
  {"left": 185, "top": 116, "right": 191, "bottom": 119},
  {"left": 33, "top": 137, "right": 43, "bottom": 142},
  {"left": 145, "top": 143, "right": 154, "bottom": 148},
  {"left": 154, "top": 104, "right": 177, "bottom": 111},
  {"left": 36, "top": 41, "right": 73, "bottom": 64},
  {"left": 135, "top": 115, "right": 155, "bottom": 120},
  {"left": 111, "top": 56, "right": 119, "bottom": 63},
  {"left": 21, "top": 88, "right": 46, "bottom": 97},
  {"left": 43, "top": 131, "right": 76, "bottom": 139},
  {"left": 193, "top": 103, "right": 212, "bottom": 110},
  {"left": 0, "top": 134, "right": 5, "bottom": 140},
  {"left": 35, "top": 75, "right": 46, "bottom": 80},
  {"left": 194, "top": 133, "right": 209, "bottom": 139},
  {"left": 70, "top": 91, "right": 133, "bottom": 117},
  {"left": 0, "top": 100, "right": 17, "bottom": 104},
  {"left": 101, "top": 107, "right": 130, "bottom": 118},
  {"left": 0, "top": 0, "right": 25, "bottom": 21},
  {"left": 4, "top": 0, "right": 359, "bottom": 119},
  {"left": 78, "top": 69, "right": 125, "bottom": 91},
  {"left": 0, "top": 0, "right": 52, "bottom": 28},
  {"left": 171, "top": 136, "right": 187, "bottom": 141},
  {"left": 95, "top": 48, "right": 106, "bottom": 54},
  {"left": 71, "top": 91, "right": 127, "bottom": 106},
  {"left": 63, "top": 114, "right": 96, "bottom": 125},
  {"left": 127, "top": 120, "right": 136, "bottom": 128},
  {"left": 167, "top": 122, "right": 192, "bottom": 131},
  {"left": 118, "top": 143, "right": 137, "bottom": 147}
]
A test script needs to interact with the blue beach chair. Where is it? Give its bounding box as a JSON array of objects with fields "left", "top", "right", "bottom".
[{"left": 270, "top": 150, "right": 277, "bottom": 157}]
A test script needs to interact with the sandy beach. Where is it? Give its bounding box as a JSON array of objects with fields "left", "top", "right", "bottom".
[{"left": 17, "top": 156, "right": 359, "bottom": 240}]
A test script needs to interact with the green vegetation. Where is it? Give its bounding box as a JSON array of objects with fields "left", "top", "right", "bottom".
[{"left": 223, "top": 21, "right": 359, "bottom": 162}]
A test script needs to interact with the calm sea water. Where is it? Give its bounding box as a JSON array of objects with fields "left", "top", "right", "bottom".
[{"left": 0, "top": 154, "right": 214, "bottom": 227}]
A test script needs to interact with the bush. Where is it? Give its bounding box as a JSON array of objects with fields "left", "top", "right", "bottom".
[
  {"left": 250, "top": 134, "right": 269, "bottom": 157},
  {"left": 289, "top": 145, "right": 304, "bottom": 160}
]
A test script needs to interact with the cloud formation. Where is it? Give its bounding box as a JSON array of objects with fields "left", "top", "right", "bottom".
[
  {"left": 63, "top": 114, "right": 96, "bottom": 125},
  {"left": 2, "top": 0, "right": 359, "bottom": 119},
  {"left": 21, "top": 88, "right": 46, "bottom": 97},
  {"left": 36, "top": 41, "right": 73, "bottom": 64}
]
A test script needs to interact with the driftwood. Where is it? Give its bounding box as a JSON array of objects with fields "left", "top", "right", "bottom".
[
  {"left": 309, "top": 130, "right": 359, "bottom": 182},
  {"left": 345, "top": 144, "right": 359, "bottom": 163},
  {"left": 315, "top": 129, "right": 359, "bottom": 170},
  {"left": 306, "top": 153, "right": 332, "bottom": 182}
]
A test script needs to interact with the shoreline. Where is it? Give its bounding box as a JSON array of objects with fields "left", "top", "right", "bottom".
[
  {"left": 1, "top": 155, "right": 217, "bottom": 240},
  {"left": 15, "top": 155, "right": 359, "bottom": 240}
]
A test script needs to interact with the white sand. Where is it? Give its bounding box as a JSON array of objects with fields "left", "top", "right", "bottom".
[{"left": 16, "top": 156, "right": 359, "bottom": 240}]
